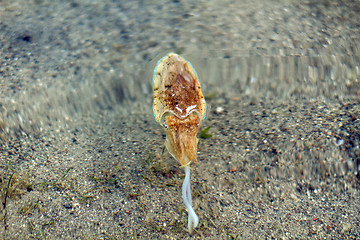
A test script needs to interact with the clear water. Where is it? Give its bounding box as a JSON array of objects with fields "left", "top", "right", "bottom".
[{"left": 0, "top": 0, "right": 359, "bottom": 192}]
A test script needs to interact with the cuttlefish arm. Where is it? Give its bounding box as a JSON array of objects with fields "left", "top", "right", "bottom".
[{"left": 152, "top": 53, "right": 206, "bottom": 233}]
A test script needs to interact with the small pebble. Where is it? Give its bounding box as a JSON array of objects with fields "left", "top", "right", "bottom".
[
  {"left": 229, "top": 166, "right": 237, "bottom": 172},
  {"left": 216, "top": 106, "right": 224, "bottom": 113},
  {"left": 342, "top": 223, "right": 351, "bottom": 233}
]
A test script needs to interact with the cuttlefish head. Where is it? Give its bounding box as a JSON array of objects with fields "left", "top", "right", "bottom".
[{"left": 161, "top": 110, "right": 201, "bottom": 167}]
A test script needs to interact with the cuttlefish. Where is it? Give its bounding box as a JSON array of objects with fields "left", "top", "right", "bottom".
[{"left": 153, "top": 53, "right": 206, "bottom": 233}]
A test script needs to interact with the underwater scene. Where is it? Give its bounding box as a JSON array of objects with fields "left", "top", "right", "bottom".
[{"left": 0, "top": 0, "right": 359, "bottom": 239}]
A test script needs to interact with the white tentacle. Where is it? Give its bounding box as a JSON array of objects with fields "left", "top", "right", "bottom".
[{"left": 182, "top": 156, "right": 199, "bottom": 233}]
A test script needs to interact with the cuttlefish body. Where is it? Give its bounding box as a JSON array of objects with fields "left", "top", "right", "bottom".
[
  {"left": 153, "top": 53, "right": 206, "bottom": 167},
  {"left": 153, "top": 53, "right": 206, "bottom": 233}
]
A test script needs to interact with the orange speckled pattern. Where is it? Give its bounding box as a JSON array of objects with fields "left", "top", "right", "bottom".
[{"left": 153, "top": 53, "right": 206, "bottom": 166}]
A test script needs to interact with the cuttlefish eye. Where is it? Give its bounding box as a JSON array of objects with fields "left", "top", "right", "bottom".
[
  {"left": 159, "top": 111, "right": 173, "bottom": 130},
  {"left": 189, "top": 110, "right": 202, "bottom": 126}
]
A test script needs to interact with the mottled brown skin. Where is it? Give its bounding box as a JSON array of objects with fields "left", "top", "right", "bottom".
[
  {"left": 153, "top": 53, "right": 205, "bottom": 167},
  {"left": 164, "top": 113, "right": 201, "bottom": 166},
  {"left": 162, "top": 64, "right": 202, "bottom": 119}
]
